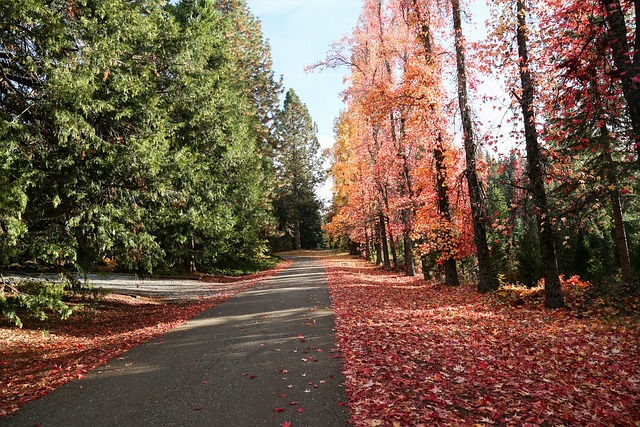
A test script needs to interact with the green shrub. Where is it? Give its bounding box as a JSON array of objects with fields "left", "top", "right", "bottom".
[{"left": 0, "top": 278, "right": 80, "bottom": 328}]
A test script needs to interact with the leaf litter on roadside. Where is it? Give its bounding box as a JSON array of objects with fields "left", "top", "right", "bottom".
[
  {"left": 323, "top": 254, "right": 640, "bottom": 426},
  {"left": 0, "top": 260, "right": 292, "bottom": 418}
]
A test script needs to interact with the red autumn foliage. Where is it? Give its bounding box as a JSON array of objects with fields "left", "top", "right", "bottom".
[
  {"left": 0, "top": 260, "right": 291, "bottom": 418},
  {"left": 323, "top": 253, "right": 640, "bottom": 426}
]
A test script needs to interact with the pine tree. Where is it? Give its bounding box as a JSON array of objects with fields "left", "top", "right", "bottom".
[
  {"left": 159, "top": 0, "right": 275, "bottom": 272},
  {"left": 1, "top": 0, "right": 173, "bottom": 273},
  {"left": 1, "top": 0, "right": 279, "bottom": 275},
  {"left": 274, "top": 89, "right": 324, "bottom": 250}
]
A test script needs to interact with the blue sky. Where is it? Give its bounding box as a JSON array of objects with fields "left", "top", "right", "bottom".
[
  {"left": 245, "top": 1, "right": 361, "bottom": 146},
  {"left": 245, "top": 0, "right": 362, "bottom": 202}
]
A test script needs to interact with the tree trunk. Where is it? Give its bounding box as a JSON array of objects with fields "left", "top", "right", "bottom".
[
  {"left": 375, "top": 222, "right": 382, "bottom": 265},
  {"left": 451, "top": 0, "right": 497, "bottom": 293},
  {"left": 382, "top": 192, "right": 399, "bottom": 271},
  {"left": 294, "top": 207, "right": 302, "bottom": 250},
  {"left": 394, "top": 115, "right": 416, "bottom": 277},
  {"left": 188, "top": 237, "right": 197, "bottom": 273},
  {"left": 601, "top": 128, "right": 632, "bottom": 280},
  {"left": 611, "top": 190, "right": 631, "bottom": 280},
  {"left": 388, "top": 223, "right": 400, "bottom": 272},
  {"left": 365, "top": 227, "right": 372, "bottom": 262},
  {"left": 409, "top": 1, "right": 457, "bottom": 284},
  {"left": 434, "top": 141, "right": 460, "bottom": 286},
  {"left": 600, "top": 0, "right": 640, "bottom": 165},
  {"left": 516, "top": 0, "right": 564, "bottom": 309},
  {"left": 403, "top": 212, "right": 416, "bottom": 276},
  {"left": 421, "top": 254, "right": 431, "bottom": 281},
  {"left": 379, "top": 211, "right": 391, "bottom": 268}
]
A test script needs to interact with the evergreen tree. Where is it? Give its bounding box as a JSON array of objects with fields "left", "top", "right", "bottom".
[
  {"left": 1, "top": 0, "right": 173, "bottom": 273},
  {"left": 214, "top": 0, "right": 283, "bottom": 152},
  {"left": 156, "top": 0, "right": 275, "bottom": 272},
  {"left": 273, "top": 89, "right": 324, "bottom": 250},
  {"left": 1, "top": 0, "right": 279, "bottom": 275}
]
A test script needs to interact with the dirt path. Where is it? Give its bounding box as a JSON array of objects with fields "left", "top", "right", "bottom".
[{"left": 2, "top": 255, "right": 349, "bottom": 426}]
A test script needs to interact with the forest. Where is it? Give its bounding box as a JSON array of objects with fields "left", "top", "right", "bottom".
[
  {"left": 0, "top": 0, "right": 324, "bottom": 279},
  {"left": 322, "top": 0, "right": 639, "bottom": 309},
  {"left": 1, "top": 0, "right": 639, "bottom": 423}
]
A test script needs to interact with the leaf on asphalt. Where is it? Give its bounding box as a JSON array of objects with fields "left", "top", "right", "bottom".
[{"left": 0, "top": 262, "right": 292, "bottom": 417}]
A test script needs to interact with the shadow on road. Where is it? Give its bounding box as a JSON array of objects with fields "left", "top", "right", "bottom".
[{"left": 2, "top": 256, "right": 349, "bottom": 427}]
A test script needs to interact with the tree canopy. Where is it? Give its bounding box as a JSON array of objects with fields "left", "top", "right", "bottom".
[
  {"left": 0, "top": 0, "right": 323, "bottom": 275},
  {"left": 272, "top": 89, "right": 325, "bottom": 251},
  {"left": 322, "top": 0, "right": 639, "bottom": 308}
]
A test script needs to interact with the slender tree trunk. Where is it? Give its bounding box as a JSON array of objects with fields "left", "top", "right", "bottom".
[
  {"left": 601, "top": 128, "right": 632, "bottom": 280},
  {"left": 409, "top": 0, "right": 456, "bottom": 283},
  {"left": 516, "top": 0, "right": 564, "bottom": 309},
  {"left": 379, "top": 211, "right": 391, "bottom": 268},
  {"left": 450, "top": 0, "right": 497, "bottom": 293},
  {"left": 294, "top": 207, "right": 302, "bottom": 250},
  {"left": 370, "top": 224, "right": 377, "bottom": 262},
  {"left": 611, "top": 189, "right": 631, "bottom": 280},
  {"left": 421, "top": 254, "right": 431, "bottom": 281},
  {"left": 375, "top": 222, "right": 383, "bottom": 265},
  {"left": 388, "top": 220, "right": 400, "bottom": 272},
  {"left": 434, "top": 139, "right": 460, "bottom": 286},
  {"left": 188, "top": 237, "right": 197, "bottom": 273},
  {"left": 365, "top": 227, "right": 372, "bottom": 262},
  {"left": 381, "top": 190, "right": 399, "bottom": 271},
  {"left": 394, "top": 115, "right": 416, "bottom": 276},
  {"left": 600, "top": 0, "right": 640, "bottom": 165},
  {"left": 402, "top": 211, "right": 416, "bottom": 276}
]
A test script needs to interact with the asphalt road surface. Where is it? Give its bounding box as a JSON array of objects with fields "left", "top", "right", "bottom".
[{"left": 2, "top": 255, "right": 349, "bottom": 427}]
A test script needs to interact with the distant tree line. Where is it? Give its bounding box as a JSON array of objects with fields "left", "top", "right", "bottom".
[{"left": 0, "top": 0, "right": 324, "bottom": 276}]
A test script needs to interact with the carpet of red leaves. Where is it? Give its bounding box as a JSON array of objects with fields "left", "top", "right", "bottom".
[
  {"left": 323, "top": 254, "right": 640, "bottom": 427},
  {"left": 0, "top": 260, "right": 291, "bottom": 418}
]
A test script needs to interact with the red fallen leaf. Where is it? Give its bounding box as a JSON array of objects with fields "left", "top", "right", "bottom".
[
  {"left": 200, "top": 380, "right": 208, "bottom": 384},
  {"left": 322, "top": 255, "right": 640, "bottom": 426},
  {"left": 274, "top": 407, "right": 286, "bottom": 413},
  {"left": 288, "top": 401, "right": 299, "bottom": 405},
  {"left": 282, "top": 422, "right": 292, "bottom": 427},
  {"left": 278, "top": 393, "right": 287, "bottom": 397},
  {"left": 194, "top": 405, "right": 202, "bottom": 411},
  {"left": 0, "top": 262, "right": 295, "bottom": 419},
  {"left": 297, "top": 408, "right": 304, "bottom": 414}
]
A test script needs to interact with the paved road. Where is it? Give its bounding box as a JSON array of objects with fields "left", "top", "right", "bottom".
[{"left": 2, "top": 256, "right": 349, "bottom": 427}]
